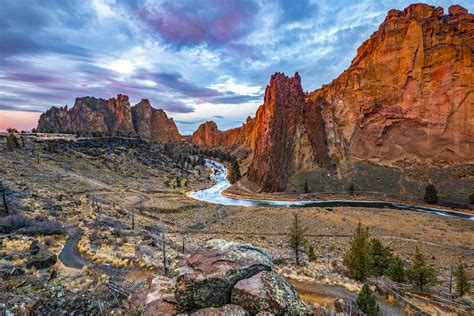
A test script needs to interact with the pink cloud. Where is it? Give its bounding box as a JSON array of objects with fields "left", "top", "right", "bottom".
[{"left": 0, "top": 110, "right": 41, "bottom": 132}]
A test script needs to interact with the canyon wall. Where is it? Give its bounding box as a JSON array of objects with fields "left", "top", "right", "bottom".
[
  {"left": 191, "top": 4, "right": 473, "bottom": 192},
  {"left": 37, "top": 95, "right": 181, "bottom": 143}
]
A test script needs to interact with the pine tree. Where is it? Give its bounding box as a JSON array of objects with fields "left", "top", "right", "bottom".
[
  {"left": 356, "top": 284, "right": 379, "bottom": 316},
  {"left": 369, "top": 238, "right": 393, "bottom": 276},
  {"left": 424, "top": 183, "right": 438, "bottom": 204},
  {"left": 289, "top": 213, "right": 307, "bottom": 265},
  {"left": 406, "top": 246, "right": 438, "bottom": 290},
  {"left": 388, "top": 256, "right": 406, "bottom": 283},
  {"left": 348, "top": 182, "right": 355, "bottom": 195},
  {"left": 343, "top": 222, "right": 371, "bottom": 281},
  {"left": 454, "top": 260, "right": 470, "bottom": 297}
]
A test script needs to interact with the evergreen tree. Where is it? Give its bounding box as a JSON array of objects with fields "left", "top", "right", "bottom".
[
  {"left": 454, "top": 260, "right": 470, "bottom": 297},
  {"left": 369, "top": 238, "right": 393, "bottom": 276},
  {"left": 424, "top": 183, "right": 438, "bottom": 204},
  {"left": 184, "top": 179, "right": 189, "bottom": 187},
  {"left": 388, "top": 256, "right": 406, "bottom": 283},
  {"left": 229, "top": 160, "right": 241, "bottom": 183},
  {"left": 303, "top": 179, "right": 310, "bottom": 193},
  {"left": 343, "top": 222, "right": 371, "bottom": 281},
  {"left": 406, "top": 246, "right": 438, "bottom": 290},
  {"left": 356, "top": 284, "right": 379, "bottom": 316},
  {"left": 289, "top": 213, "right": 307, "bottom": 265},
  {"left": 176, "top": 176, "right": 181, "bottom": 188},
  {"left": 348, "top": 182, "right": 355, "bottom": 195}
]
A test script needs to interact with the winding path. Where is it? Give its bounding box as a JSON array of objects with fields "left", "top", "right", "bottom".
[{"left": 189, "top": 160, "right": 474, "bottom": 220}]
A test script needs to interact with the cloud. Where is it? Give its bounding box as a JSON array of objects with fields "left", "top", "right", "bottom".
[
  {"left": 137, "top": 0, "right": 259, "bottom": 47},
  {"left": 1, "top": 0, "right": 473, "bottom": 134}
]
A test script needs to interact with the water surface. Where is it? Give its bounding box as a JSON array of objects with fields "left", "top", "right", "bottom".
[{"left": 189, "top": 160, "right": 474, "bottom": 220}]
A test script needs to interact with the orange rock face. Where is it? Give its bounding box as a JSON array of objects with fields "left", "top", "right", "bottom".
[
  {"left": 37, "top": 95, "right": 181, "bottom": 143},
  {"left": 131, "top": 99, "right": 181, "bottom": 143},
  {"left": 309, "top": 3, "right": 473, "bottom": 170}
]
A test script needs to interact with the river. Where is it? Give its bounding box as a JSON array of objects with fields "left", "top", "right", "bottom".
[{"left": 189, "top": 160, "right": 474, "bottom": 220}]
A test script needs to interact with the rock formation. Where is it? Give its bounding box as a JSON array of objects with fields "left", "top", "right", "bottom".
[
  {"left": 309, "top": 3, "right": 474, "bottom": 171},
  {"left": 174, "top": 239, "right": 311, "bottom": 315},
  {"left": 191, "top": 4, "right": 473, "bottom": 193},
  {"left": 131, "top": 99, "right": 181, "bottom": 143},
  {"left": 37, "top": 95, "right": 181, "bottom": 143}
]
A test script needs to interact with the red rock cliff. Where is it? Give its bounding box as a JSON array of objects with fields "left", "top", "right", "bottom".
[
  {"left": 309, "top": 3, "right": 473, "bottom": 170},
  {"left": 37, "top": 95, "right": 181, "bottom": 143},
  {"left": 190, "top": 4, "right": 473, "bottom": 192}
]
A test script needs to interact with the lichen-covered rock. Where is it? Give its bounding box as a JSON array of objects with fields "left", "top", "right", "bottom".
[
  {"left": 175, "top": 240, "right": 273, "bottom": 312},
  {"left": 231, "top": 271, "right": 311, "bottom": 315},
  {"left": 191, "top": 304, "right": 249, "bottom": 316}
]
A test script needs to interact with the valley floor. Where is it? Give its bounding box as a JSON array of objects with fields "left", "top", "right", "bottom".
[{"left": 0, "top": 134, "right": 472, "bottom": 314}]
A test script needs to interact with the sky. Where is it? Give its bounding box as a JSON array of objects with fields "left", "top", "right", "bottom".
[{"left": 0, "top": 0, "right": 472, "bottom": 134}]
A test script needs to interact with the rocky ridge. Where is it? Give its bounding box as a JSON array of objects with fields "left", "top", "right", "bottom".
[
  {"left": 37, "top": 95, "right": 181, "bottom": 143},
  {"left": 191, "top": 3, "right": 474, "bottom": 192}
]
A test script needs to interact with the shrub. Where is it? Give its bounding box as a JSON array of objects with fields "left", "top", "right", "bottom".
[
  {"left": 468, "top": 193, "right": 474, "bottom": 204},
  {"left": 6, "top": 133, "right": 20, "bottom": 151},
  {"left": 454, "top": 260, "right": 470, "bottom": 297},
  {"left": 0, "top": 215, "right": 64, "bottom": 235}
]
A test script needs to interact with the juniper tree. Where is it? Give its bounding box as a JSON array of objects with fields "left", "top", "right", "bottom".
[
  {"left": 176, "top": 176, "right": 181, "bottom": 188},
  {"left": 454, "top": 260, "right": 470, "bottom": 297},
  {"left": 369, "top": 238, "right": 393, "bottom": 276},
  {"left": 388, "top": 255, "right": 406, "bottom": 283},
  {"left": 303, "top": 179, "right": 310, "bottom": 193},
  {"left": 424, "top": 183, "right": 438, "bottom": 204},
  {"left": 407, "top": 246, "right": 438, "bottom": 290},
  {"left": 289, "top": 213, "right": 307, "bottom": 265},
  {"left": 356, "top": 284, "right": 379, "bottom": 316},
  {"left": 343, "top": 222, "right": 371, "bottom": 281}
]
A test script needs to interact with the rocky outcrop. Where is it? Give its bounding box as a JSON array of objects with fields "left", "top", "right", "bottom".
[
  {"left": 174, "top": 239, "right": 310, "bottom": 314},
  {"left": 190, "top": 120, "right": 252, "bottom": 151},
  {"left": 231, "top": 270, "right": 312, "bottom": 315},
  {"left": 309, "top": 3, "right": 473, "bottom": 170},
  {"left": 189, "top": 4, "right": 473, "bottom": 193},
  {"left": 248, "top": 72, "right": 331, "bottom": 191},
  {"left": 37, "top": 95, "right": 181, "bottom": 143},
  {"left": 131, "top": 99, "right": 181, "bottom": 143}
]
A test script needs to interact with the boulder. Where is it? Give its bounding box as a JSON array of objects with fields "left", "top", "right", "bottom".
[
  {"left": 175, "top": 239, "right": 273, "bottom": 312},
  {"left": 231, "top": 270, "right": 312, "bottom": 315},
  {"left": 26, "top": 249, "right": 57, "bottom": 270},
  {"left": 191, "top": 304, "right": 249, "bottom": 316}
]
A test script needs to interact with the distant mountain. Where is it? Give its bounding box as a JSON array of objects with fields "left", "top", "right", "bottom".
[
  {"left": 191, "top": 4, "right": 474, "bottom": 195},
  {"left": 37, "top": 94, "right": 181, "bottom": 143}
]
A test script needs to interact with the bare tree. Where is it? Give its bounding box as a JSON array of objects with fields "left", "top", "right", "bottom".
[{"left": 150, "top": 220, "right": 168, "bottom": 274}]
